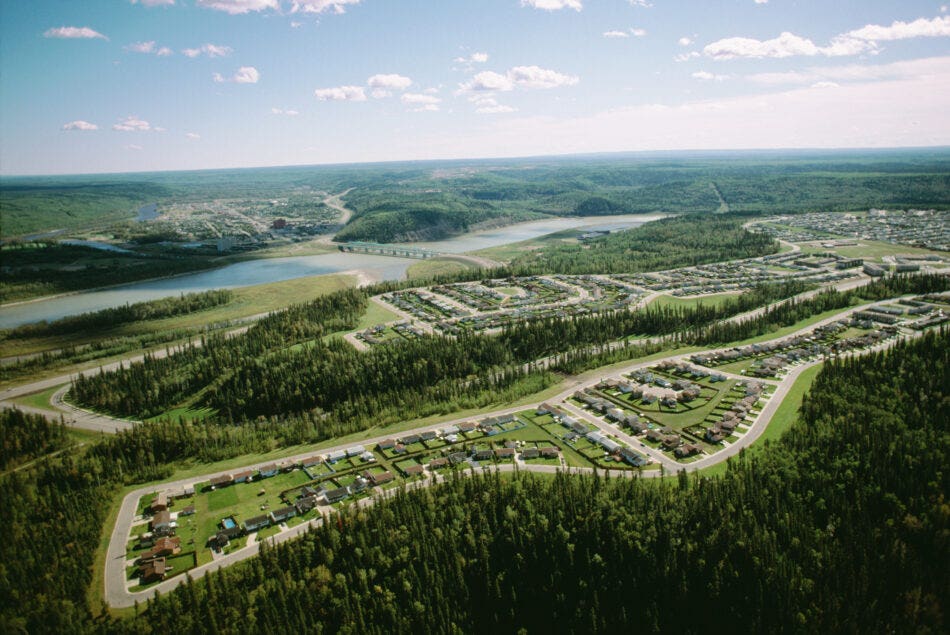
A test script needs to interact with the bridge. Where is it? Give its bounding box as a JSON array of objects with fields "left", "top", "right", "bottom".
[{"left": 338, "top": 241, "right": 445, "bottom": 260}]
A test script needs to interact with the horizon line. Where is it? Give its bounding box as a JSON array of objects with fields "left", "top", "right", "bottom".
[{"left": 3, "top": 144, "right": 950, "bottom": 180}]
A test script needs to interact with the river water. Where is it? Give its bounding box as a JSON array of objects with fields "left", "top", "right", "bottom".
[{"left": 0, "top": 214, "right": 661, "bottom": 328}]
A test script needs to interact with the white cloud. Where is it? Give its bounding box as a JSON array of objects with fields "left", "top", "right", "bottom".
[
  {"left": 471, "top": 97, "right": 516, "bottom": 114},
  {"left": 521, "top": 0, "right": 582, "bottom": 11},
  {"left": 196, "top": 0, "right": 278, "bottom": 14},
  {"left": 810, "top": 81, "right": 839, "bottom": 89},
  {"left": 754, "top": 0, "right": 768, "bottom": 4},
  {"left": 157, "top": 47, "right": 173, "bottom": 56},
  {"left": 675, "top": 51, "right": 700, "bottom": 62},
  {"left": 705, "top": 15, "right": 950, "bottom": 60},
  {"left": 508, "top": 65, "right": 579, "bottom": 89},
  {"left": 185, "top": 132, "right": 201, "bottom": 139},
  {"left": 130, "top": 0, "right": 175, "bottom": 6},
  {"left": 314, "top": 85, "right": 367, "bottom": 101},
  {"left": 113, "top": 116, "right": 162, "bottom": 132},
  {"left": 628, "top": 0, "right": 652, "bottom": 6},
  {"left": 126, "top": 144, "right": 144, "bottom": 151},
  {"left": 692, "top": 70, "right": 729, "bottom": 81},
  {"left": 44, "top": 26, "right": 108, "bottom": 40},
  {"left": 183, "top": 43, "right": 233, "bottom": 58},
  {"left": 62, "top": 120, "right": 98, "bottom": 131},
  {"left": 455, "top": 52, "right": 489, "bottom": 64},
  {"left": 630, "top": 28, "right": 647, "bottom": 37},
  {"left": 271, "top": 107, "right": 300, "bottom": 115},
  {"left": 367, "top": 74, "right": 412, "bottom": 93},
  {"left": 234, "top": 66, "right": 260, "bottom": 83},
  {"left": 603, "top": 31, "right": 629, "bottom": 39},
  {"left": 402, "top": 93, "right": 441, "bottom": 105},
  {"left": 458, "top": 66, "right": 578, "bottom": 93},
  {"left": 125, "top": 41, "right": 156, "bottom": 53},
  {"left": 291, "top": 0, "right": 361, "bottom": 13},
  {"left": 678, "top": 37, "right": 693, "bottom": 46},
  {"left": 843, "top": 15, "right": 950, "bottom": 42},
  {"left": 215, "top": 66, "right": 260, "bottom": 83},
  {"left": 291, "top": 21, "right": 303, "bottom": 27}
]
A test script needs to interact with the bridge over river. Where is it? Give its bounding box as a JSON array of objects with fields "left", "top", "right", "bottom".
[{"left": 338, "top": 241, "right": 444, "bottom": 259}]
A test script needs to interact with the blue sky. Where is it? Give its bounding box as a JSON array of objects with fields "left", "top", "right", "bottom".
[{"left": 1, "top": 0, "right": 949, "bottom": 175}]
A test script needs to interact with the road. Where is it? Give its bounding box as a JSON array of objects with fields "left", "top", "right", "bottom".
[{"left": 101, "top": 304, "right": 920, "bottom": 608}]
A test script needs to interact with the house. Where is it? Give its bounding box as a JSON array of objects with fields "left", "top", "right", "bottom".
[
  {"left": 661, "top": 397, "right": 678, "bottom": 408},
  {"left": 139, "top": 557, "right": 167, "bottom": 584},
  {"left": 459, "top": 422, "right": 477, "bottom": 433},
  {"left": 600, "top": 438, "right": 622, "bottom": 454},
  {"left": 641, "top": 394, "right": 657, "bottom": 405},
  {"left": 345, "top": 446, "right": 365, "bottom": 458},
  {"left": 522, "top": 448, "right": 540, "bottom": 459},
  {"left": 243, "top": 515, "right": 271, "bottom": 532},
  {"left": 536, "top": 403, "right": 555, "bottom": 416},
  {"left": 178, "top": 504, "right": 196, "bottom": 517},
  {"left": 662, "top": 435, "right": 682, "bottom": 450},
  {"left": 151, "top": 510, "right": 173, "bottom": 536},
  {"left": 428, "top": 457, "right": 449, "bottom": 469},
  {"left": 367, "top": 470, "right": 395, "bottom": 486},
  {"left": 327, "top": 450, "right": 347, "bottom": 463},
  {"left": 606, "top": 408, "right": 626, "bottom": 422},
  {"left": 349, "top": 477, "right": 370, "bottom": 493},
  {"left": 586, "top": 431, "right": 605, "bottom": 444},
  {"left": 646, "top": 429, "right": 664, "bottom": 443},
  {"left": 570, "top": 420, "right": 589, "bottom": 435},
  {"left": 150, "top": 491, "right": 168, "bottom": 513},
  {"left": 541, "top": 447, "right": 560, "bottom": 458},
  {"left": 270, "top": 506, "right": 297, "bottom": 524},
  {"left": 145, "top": 536, "right": 181, "bottom": 559},
  {"left": 448, "top": 452, "right": 468, "bottom": 465},
  {"left": 441, "top": 425, "right": 460, "bottom": 436},
  {"left": 377, "top": 439, "right": 396, "bottom": 451},
  {"left": 323, "top": 487, "right": 349, "bottom": 504},
  {"left": 232, "top": 470, "right": 254, "bottom": 484},
  {"left": 705, "top": 428, "right": 726, "bottom": 444},
  {"left": 208, "top": 474, "right": 233, "bottom": 489},
  {"left": 674, "top": 444, "right": 701, "bottom": 458},
  {"left": 400, "top": 434, "right": 421, "bottom": 445},
  {"left": 295, "top": 496, "right": 320, "bottom": 515},
  {"left": 627, "top": 420, "right": 648, "bottom": 434},
  {"left": 420, "top": 430, "right": 438, "bottom": 442},
  {"left": 473, "top": 448, "right": 494, "bottom": 461},
  {"left": 258, "top": 464, "right": 279, "bottom": 478},
  {"left": 620, "top": 447, "right": 648, "bottom": 467},
  {"left": 301, "top": 455, "right": 324, "bottom": 469},
  {"left": 495, "top": 448, "right": 516, "bottom": 460},
  {"left": 402, "top": 464, "right": 425, "bottom": 477},
  {"left": 392, "top": 444, "right": 408, "bottom": 455}
]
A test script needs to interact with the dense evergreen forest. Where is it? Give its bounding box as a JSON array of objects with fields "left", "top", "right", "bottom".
[
  {"left": 1, "top": 290, "right": 232, "bottom": 340},
  {"left": 115, "top": 329, "right": 945, "bottom": 633},
  {"left": 71, "top": 274, "right": 947, "bottom": 430},
  {"left": 0, "top": 409, "right": 67, "bottom": 471},
  {"left": 511, "top": 213, "right": 778, "bottom": 274}
]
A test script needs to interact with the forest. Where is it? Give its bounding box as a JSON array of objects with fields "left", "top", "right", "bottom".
[
  {"left": 2, "top": 327, "right": 942, "bottom": 633},
  {"left": 69, "top": 274, "right": 948, "bottom": 432},
  {"left": 4, "top": 149, "right": 949, "bottom": 242},
  {"left": 511, "top": 212, "right": 778, "bottom": 274},
  {"left": 122, "top": 329, "right": 946, "bottom": 634}
]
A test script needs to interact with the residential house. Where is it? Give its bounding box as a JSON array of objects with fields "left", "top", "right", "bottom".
[
  {"left": 151, "top": 510, "right": 173, "bottom": 536},
  {"left": 705, "top": 428, "right": 726, "bottom": 444},
  {"left": 392, "top": 444, "right": 408, "bottom": 455},
  {"left": 541, "top": 447, "right": 560, "bottom": 458},
  {"left": 295, "top": 496, "right": 320, "bottom": 515},
  {"left": 301, "top": 455, "right": 324, "bottom": 469},
  {"left": 495, "top": 448, "right": 516, "bottom": 460},
  {"left": 473, "top": 448, "right": 495, "bottom": 461},
  {"left": 258, "top": 464, "right": 279, "bottom": 478},
  {"left": 400, "top": 434, "right": 421, "bottom": 445},
  {"left": 620, "top": 447, "right": 648, "bottom": 467},
  {"left": 208, "top": 474, "right": 233, "bottom": 489},
  {"left": 243, "top": 515, "right": 271, "bottom": 532},
  {"left": 145, "top": 536, "right": 181, "bottom": 560},
  {"left": 345, "top": 446, "right": 365, "bottom": 458},
  {"left": 323, "top": 487, "right": 349, "bottom": 504},
  {"left": 441, "top": 425, "right": 460, "bottom": 436},
  {"left": 458, "top": 422, "right": 477, "bottom": 433},
  {"left": 522, "top": 448, "right": 540, "bottom": 459},
  {"left": 367, "top": 470, "right": 395, "bottom": 486},
  {"left": 232, "top": 470, "right": 254, "bottom": 484},
  {"left": 428, "top": 457, "right": 449, "bottom": 469},
  {"left": 179, "top": 504, "right": 196, "bottom": 517},
  {"left": 674, "top": 444, "right": 701, "bottom": 458},
  {"left": 326, "top": 450, "right": 347, "bottom": 463},
  {"left": 448, "top": 452, "right": 468, "bottom": 465},
  {"left": 270, "top": 506, "right": 297, "bottom": 524},
  {"left": 402, "top": 464, "right": 425, "bottom": 477},
  {"left": 139, "top": 557, "right": 167, "bottom": 584},
  {"left": 377, "top": 439, "right": 396, "bottom": 451},
  {"left": 420, "top": 430, "right": 438, "bottom": 442},
  {"left": 150, "top": 491, "right": 168, "bottom": 513}
]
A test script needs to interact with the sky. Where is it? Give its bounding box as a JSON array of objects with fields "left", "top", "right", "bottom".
[{"left": 1, "top": 0, "right": 949, "bottom": 175}]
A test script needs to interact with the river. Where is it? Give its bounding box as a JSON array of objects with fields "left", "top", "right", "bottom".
[{"left": 0, "top": 214, "right": 661, "bottom": 328}]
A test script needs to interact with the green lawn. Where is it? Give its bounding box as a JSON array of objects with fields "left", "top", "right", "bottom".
[
  {"left": 406, "top": 257, "right": 476, "bottom": 280},
  {"left": 8, "top": 383, "right": 65, "bottom": 410}
]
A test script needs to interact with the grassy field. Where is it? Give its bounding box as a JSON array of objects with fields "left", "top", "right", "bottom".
[
  {"left": 648, "top": 292, "right": 740, "bottom": 311},
  {"left": 469, "top": 229, "right": 581, "bottom": 263},
  {"left": 406, "top": 257, "right": 476, "bottom": 280},
  {"left": 8, "top": 383, "right": 64, "bottom": 410},
  {"left": 1, "top": 273, "right": 359, "bottom": 359},
  {"left": 799, "top": 240, "right": 946, "bottom": 262}
]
